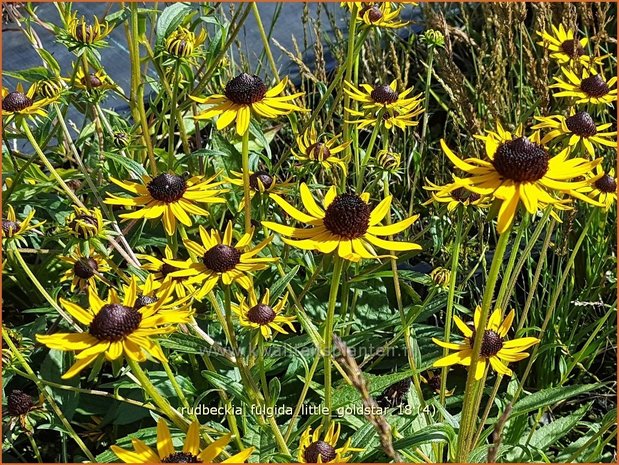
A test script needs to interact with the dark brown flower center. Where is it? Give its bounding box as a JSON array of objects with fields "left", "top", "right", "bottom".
[
  {"left": 470, "top": 329, "right": 504, "bottom": 357},
  {"left": 304, "top": 440, "right": 337, "bottom": 463},
  {"left": 249, "top": 171, "right": 274, "bottom": 191},
  {"left": 161, "top": 452, "right": 202, "bottom": 463},
  {"left": 428, "top": 374, "right": 441, "bottom": 392},
  {"left": 377, "top": 378, "right": 411, "bottom": 408},
  {"left": 134, "top": 295, "right": 158, "bottom": 310},
  {"left": 493, "top": 137, "right": 550, "bottom": 182},
  {"left": 80, "top": 73, "right": 103, "bottom": 88},
  {"left": 306, "top": 142, "right": 331, "bottom": 161},
  {"left": 371, "top": 85, "right": 399, "bottom": 104},
  {"left": 202, "top": 244, "right": 241, "bottom": 273},
  {"left": 73, "top": 257, "right": 99, "bottom": 279},
  {"left": 7, "top": 390, "right": 34, "bottom": 416},
  {"left": 2, "top": 219, "right": 21, "bottom": 236},
  {"left": 224, "top": 73, "right": 267, "bottom": 105},
  {"left": 361, "top": 4, "right": 383, "bottom": 23},
  {"left": 594, "top": 174, "right": 617, "bottom": 193},
  {"left": 451, "top": 187, "right": 481, "bottom": 203},
  {"left": 2, "top": 91, "right": 33, "bottom": 112},
  {"left": 247, "top": 303, "right": 276, "bottom": 325},
  {"left": 89, "top": 304, "right": 142, "bottom": 342},
  {"left": 565, "top": 111, "right": 597, "bottom": 137},
  {"left": 580, "top": 74, "right": 610, "bottom": 98},
  {"left": 147, "top": 173, "right": 187, "bottom": 203},
  {"left": 323, "top": 193, "right": 371, "bottom": 239},
  {"left": 160, "top": 263, "right": 179, "bottom": 277},
  {"left": 75, "top": 24, "right": 96, "bottom": 43},
  {"left": 69, "top": 214, "right": 99, "bottom": 238},
  {"left": 560, "top": 39, "right": 585, "bottom": 58}
]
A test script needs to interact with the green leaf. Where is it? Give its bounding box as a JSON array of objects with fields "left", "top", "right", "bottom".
[
  {"left": 102, "top": 151, "right": 148, "bottom": 178},
  {"left": 156, "top": 3, "right": 194, "bottom": 50},
  {"left": 201, "top": 371, "right": 251, "bottom": 404},
  {"left": 4, "top": 67, "right": 52, "bottom": 83},
  {"left": 332, "top": 370, "right": 413, "bottom": 409},
  {"left": 270, "top": 265, "right": 300, "bottom": 301},
  {"left": 511, "top": 383, "right": 601, "bottom": 417},
  {"left": 392, "top": 423, "right": 457, "bottom": 451}
]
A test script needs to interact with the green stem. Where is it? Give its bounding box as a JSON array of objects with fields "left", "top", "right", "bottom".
[
  {"left": 456, "top": 227, "right": 511, "bottom": 461},
  {"left": 257, "top": 336, "right": 270, "bottom": 404},
  {"left": 342, "top": 2, "right": 359, "bottom": 164},
  {"left": 241, "top": 130, "right": 252, "bottom": 232},
  {"left": 27, "top": 433, "right": 43, "bottom": 463},
  {"left": 168, "top": 60, "right": 181, "bottom": 169},
  {"left": 126, "top": 358, "right": 188, "bottom": 431},
  {"left": 323, "top": 256, "right": 345, "bottom": 426},
  {"left": 251, "top": 2, "right": 279, "bottom": 81},
  {"left": 161, "top": 355, "right": 191, "bottom": 412},
  {"left": 356, "top": 109, "right": 384, "bottom": 192},
  {"left": 3, "top": 331, "right": 96, "bottom": 461}
]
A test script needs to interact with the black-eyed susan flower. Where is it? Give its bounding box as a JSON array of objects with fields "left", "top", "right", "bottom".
[
  {"left": 441, "top": 125, "right": 602, "bottom": 233},
  {"left": 66, "top": 11, "right": 113, "bottom": 47},
  {"left": 344, "top": 80, "right": 421, "bottom": 114},
  {"left": 346, "top": 101, "right": 423, "bottom": 131},
  {"left": 343, "top": 2, "right": 409, "bottom": 29},
  {"left": 532, "top": 110, "right": 617, "bottom": 157},
  {"left": 2, "top": 205, "right": 43, "bottom": 245},
  {"left": 536, "top": 24, "right": 603, "bottom": 66},
  {"left": 423, "top": 179, "right": 485, "bottom": 211},
  {"left": 576, "top": 165, "right": 617, "bottom": 211},
  {"left": 112, "top": 131, "right": 131, "bottom": 149},
  {"left": 429, "top": 267, "right": 451, "bottom": 289},
  {"left": 60, "top": 251, "right": 111, "bottom": 292},
  {"left": 104, "top": 172, "right": 226, "bottom": 237},
  {"left": 232, "top": 289, "right": 295, "bottom": 339},
  {"left": 294, "top": 124, "right": 351, "bottom": 174},
  {"left": 35, "top": 77, "right": 67, "bottom": 100},
  {"left": 298, "top": 423, "right": 362, "bottom": 463},
  {"left": 4, "top": 389, "right": 45, "bottom": 433},
  {"left": 2, "top": 83, "right": 52, "bottom": 121},
  {"left": 262, "top": 183, "right": 421, "bottom": 262},
  {"left": 192, "top": 73, "right": 306, "bottom": 136},
  {"left": 136, "top": 245, "right": 197, "bottom": 298},
  {"left": 35, "top": 283, "right": 192, "bottom": 379},
  {"left": 111, "top": 418, "right": 254, "bottom": 463},
  {"left": 551, "top": 67, "right": 617, "bottom": 105},
  {"left": 375, "top": 149, "right": 402, "bottom": 179},
  {"left": 66, "top": 205, "right": 108, "bottom": 240},
  {"left": 226, "top": 169, "right": 293, "bottom": 210},
  {"left": 165, "top": 26, "right": 206, "bottom": 59},
  {"left": 432, "top": 306, "right": 540, "bottom": 380},
  {"left": 73, "top": 67, "right": 116, "bottom": 92},
  {"left": 165, "top": 221, "right": 277, "bottom": 299}
]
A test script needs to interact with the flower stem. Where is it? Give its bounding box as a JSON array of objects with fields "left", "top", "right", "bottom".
[
  {"left": 356, "top": 109, "right": 385, "bottom": 192},
  {"left": 167, "top": 59, "right": 181, "bottom": 169},
  {"left": 342, "top": 2, "right": 359, "bottom": 163},
  {"left": 456, "top": 227, "right": 511, "bottom": 461},
  {"left": 251, "top": 2, "right": 279, "bottom": 81},
  {"left": 2, "top": 331, "right": 96, "bottom": 461},
  {"left": 241, "top": 130, "right": 252, "bottom": 232},
  {"left": 161, "top": 355, "right": 191, "bottom": 412},
  {"left": 323, "top": 255, "right": 344, "bottom": 426},
  {"left": 257, "top": 336, "right": 270, "bottom": 404},
  {"left": 126, "top": 358, "right": 188, "bottom": 431}
]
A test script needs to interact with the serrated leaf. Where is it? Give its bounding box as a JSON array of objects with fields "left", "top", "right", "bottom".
[{"left": 102, "top": 151, "right": 148, "bottom": 178}]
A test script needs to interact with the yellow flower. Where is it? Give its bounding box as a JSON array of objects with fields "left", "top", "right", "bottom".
[
  {"left": 532, "top": 110, "right": 617, "bottom": 157},
  {"left": 2, "top": 205, "right": 43, "bottom": 245},
  {"left": 536, "top": 24, "right": 604, "bottom": 66},
  {"left": 65, "top": 205, "right": 108, "bottom": 240},
  {"left": 67, "top": 11, "right": 113, "bottom": 46},
  {"left": 111, "top": 418, "right": 254, "bottom": 463},
  {"left": 73, "top": 67, "right": 116, "bottom": 92},
  {"left": 226, "top": 169, "right": 293, "bottom": 211},
  {"left": 550, "top": 67, "right": 617, "bottom": 105},
  {"left": 60, "top": 251, "right": 111, "bottom": 292},
  {"left": 2, "top": 83, "right": 52, "bottom": 121},
  {"left": 433, "top": 306, "right": 540, "bottom": 380},
  {"left": 441, "top": 124, "right": 602, "bottom": 233},
  {"left": 192, "top": 74, "right": 306, "bottom": 136},
  {"left": 429, "top": 267, "right": 451, "bottom": 289},
  {"left": 375, "top": 149, "right": 402, "bottom": 178},
  {"left": 165, "top": 26, "right": 207, "bottom": 58},
  {"left": 343, "top": 2, "right": 409, "bottom": 29},
  {"left": 104, "top": 172, "right": 226, "bottom": 237},
  {"left": 423, "top": 179, "right": 486, "bottom": 211},
  {"left": 36, "top": 281, "right": 192, "bottom": 379},
  {"left": 262, "top": 183, "right": 421, "bottom": 263},
  {"left": 575, "top": 165, "right": 617, "bottom": 212},
  {"left": 35, "top": 77, "right": 67, "bottom": 100},
  {"left": 165, "top": 221, "right": 277, "bottom": 299},
  {"left": 294, "top": 124, "right": 351, "bottom": 174},
  {"left": 345, "top": 80, "right": 421, "bottom": 114},
  {"left": 298, "top": 423, "right": 362, "bottom": 463},
  {"left": 136, "top": 245, "right": 197, "bottom": 299},
  {"left": 232, "top": 289, "right": 296, "bottom": 339}
]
